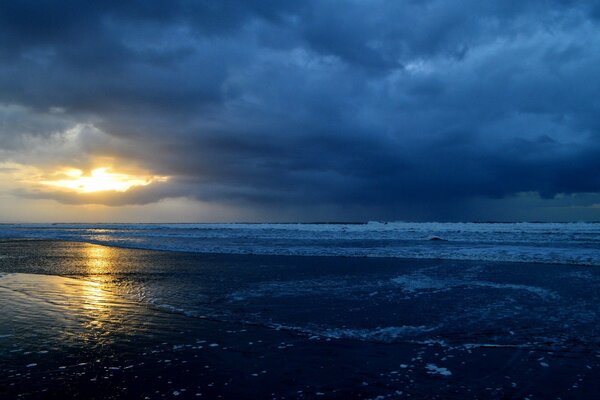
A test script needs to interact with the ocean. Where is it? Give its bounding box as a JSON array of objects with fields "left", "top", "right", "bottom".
[
  {"left": 1, "top": 223, "right": 600, "bottom": 398},
  {"left": 2, "top": 221, "right": 600, "bottom": 265}
]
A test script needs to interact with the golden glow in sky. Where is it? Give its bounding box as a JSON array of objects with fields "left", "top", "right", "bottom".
[{"left": 41, "top": 167, "right": 168, "bottom": 193}]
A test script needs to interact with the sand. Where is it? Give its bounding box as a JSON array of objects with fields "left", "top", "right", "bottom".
[{"left": 1, "top": 240, "right": 600, "bottom": 399}]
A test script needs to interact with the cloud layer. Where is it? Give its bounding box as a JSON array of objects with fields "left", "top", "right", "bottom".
[{"left": 2, "top": 0, "right": 600, "bottom": 221}]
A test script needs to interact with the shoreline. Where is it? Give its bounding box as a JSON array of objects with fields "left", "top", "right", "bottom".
[
  {"left": 2, "top": 239, "right": 600, "bottom": 399},
  {"left": 3, "top": 272, "right": 598, "bottom": 399},
  {"left": 1, "top": 237, "right": 598, "bottom": 269}
]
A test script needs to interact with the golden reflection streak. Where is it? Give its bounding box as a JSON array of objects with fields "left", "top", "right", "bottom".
[
  {"left": 21, "top": 243, "right": 138, "bottom": 344},
  {"left": 78, "top": 244, "right": 119, "bottom": 332}
]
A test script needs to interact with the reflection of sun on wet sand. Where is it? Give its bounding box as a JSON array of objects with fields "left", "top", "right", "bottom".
[
  {"left": 0, "top": 243, "right": 142, "bottom": 344},
  {"left": 2, "top": 240, "right": 600, "bottom": 399},
  {"left": 84, "top": 245, "right": 115, "bottom": 274},
  {"left": 0, "top": 272, "right": 141, "bottom": 347},
  {"left": 79, "top": 245, "right": 117, "bottom": 327},
  {"left": 0, "top": 242, "right": 148, "bottom": 347}
]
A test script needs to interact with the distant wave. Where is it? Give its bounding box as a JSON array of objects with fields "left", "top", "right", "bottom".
[{"left": 1, "top": 222, "right": 600, "bottom": 266}]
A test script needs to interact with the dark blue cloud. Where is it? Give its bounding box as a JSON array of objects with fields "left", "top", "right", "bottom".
[{"left": 1, "top": 0, "right": 600, "bottom": 220}]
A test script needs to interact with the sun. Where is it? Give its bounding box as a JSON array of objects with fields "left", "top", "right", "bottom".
[{"left": 41, "top": 167, "right": 167, "bottom": 193}]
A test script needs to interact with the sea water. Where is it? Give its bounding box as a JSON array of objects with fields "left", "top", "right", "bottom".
[
  {"left": 1, "top": 236, "right": 599, "bottom": 352},
  {"left": 1, "top": 221, "right": 600, "bottom": 265},
  {"left": 2, "top": 234, "right": 600, "bottom": 398}
]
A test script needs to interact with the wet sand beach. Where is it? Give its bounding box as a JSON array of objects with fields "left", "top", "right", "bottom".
[{"left": 1, "top": 240, "right": 600, "bottom": 399}]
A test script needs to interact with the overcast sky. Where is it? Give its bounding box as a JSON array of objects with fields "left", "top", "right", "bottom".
[{"left": 1, "top": 1, "right": 600, "bottom": 222}]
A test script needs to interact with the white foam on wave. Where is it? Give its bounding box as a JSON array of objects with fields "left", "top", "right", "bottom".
[{"left": 2, "top": 222, "right": 600, "bottom": 266}]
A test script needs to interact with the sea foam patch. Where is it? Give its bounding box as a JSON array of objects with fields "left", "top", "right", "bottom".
[
  {"left": 391, "top": 273, "right": 558, "bottom": 300},
  {"left": 319, "top": 326, "right": 438, "bottom": 343},
  {"left": 425, "top": 364, "right": 452, "bottom": 376}
]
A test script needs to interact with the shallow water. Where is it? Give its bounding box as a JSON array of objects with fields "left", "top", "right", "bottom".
[
  {"left": 2, "top": 240, "right": 600, "bottom": 399},
  {"left": 2, "top": 240, "right": 600, "bottom": 351}
]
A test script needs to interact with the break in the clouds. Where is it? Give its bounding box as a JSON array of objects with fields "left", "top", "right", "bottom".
[{"left": 2, "top": 0, "right": 600, "bottom": 221}]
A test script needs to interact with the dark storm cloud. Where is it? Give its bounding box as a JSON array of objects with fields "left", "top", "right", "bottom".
[{"left": 2, "top": 0, "right": 600, "bottom": 220}]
